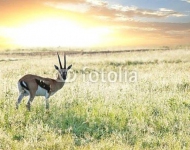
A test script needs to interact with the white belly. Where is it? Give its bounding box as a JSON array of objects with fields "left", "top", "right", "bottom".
[{"left": 36, "top": 86, "right": 48, "bottom": 96}]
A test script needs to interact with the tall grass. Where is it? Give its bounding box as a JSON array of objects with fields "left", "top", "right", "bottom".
[{"left": 0, "top": 49, "right": 190, "bottom": 149}]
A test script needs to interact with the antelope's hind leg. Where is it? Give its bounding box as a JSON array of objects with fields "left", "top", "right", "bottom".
[
  {"left": 16, "top": 92, "right": 24, "bottom": 109},
  {"left": 16, "top": 91, "right": 29, "bottom": 109},
  {"left": 26, "top": 95, "right": 35, "bottom": 111}
]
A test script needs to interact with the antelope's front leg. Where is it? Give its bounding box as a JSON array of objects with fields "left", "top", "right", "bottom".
[
  {"left": 45, "top": 92, "right": 50, "bottom": 109},
  {"left": 45, "top": 98, "right": 49, "bottom": 109}
]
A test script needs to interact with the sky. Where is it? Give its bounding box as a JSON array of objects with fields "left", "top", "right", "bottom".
[{"left": 0, "top": 0, "right": 190, "bottom": 49}]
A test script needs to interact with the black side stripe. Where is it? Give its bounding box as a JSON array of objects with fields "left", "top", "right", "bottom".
[
  {"left": 35, "top": 79, "right": 50, "bottom": 93},
  {"left": 20, "top": 81, "right": 29, "bottom": 90}
]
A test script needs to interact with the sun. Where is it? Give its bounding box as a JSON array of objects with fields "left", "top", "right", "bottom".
[{"left": 3, "top": 18, "right": 110, "bottom": 48}]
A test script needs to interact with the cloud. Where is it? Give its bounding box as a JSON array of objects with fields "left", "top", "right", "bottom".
[
  {"left": 44, "top": 1, "right": 89, "bottom": 13},
  {"left": 44, "top": 0, "right": 186, "bottom": 19},
  {"left": 86, "top": 0, "right": 108, "bottom": 7},
  {"left": 181, "top": 0, "right": 190, "bottom": 3},
  {"left": 86, "top": 0, "right": 186, "bottom": 18},
  {"left": 42, "top": 0, "right": 190, "bottom": 45}
]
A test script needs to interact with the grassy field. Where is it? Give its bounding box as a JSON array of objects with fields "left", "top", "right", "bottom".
[{"left": 0, "top": 49, "right": 190, "bottom": 149}]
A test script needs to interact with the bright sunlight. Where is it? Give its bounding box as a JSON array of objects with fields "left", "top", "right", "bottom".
[{"left": 1, "top": 18, "right": 111, "bottom": 48}]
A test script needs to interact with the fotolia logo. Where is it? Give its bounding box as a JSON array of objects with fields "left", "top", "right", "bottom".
[{"left": 66, "top": 67, "right": 138, "bottom": 83}]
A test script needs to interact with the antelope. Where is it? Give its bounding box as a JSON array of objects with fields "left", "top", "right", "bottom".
[{"left": 16, "top": 53, "right": 72, "bottom": 111}]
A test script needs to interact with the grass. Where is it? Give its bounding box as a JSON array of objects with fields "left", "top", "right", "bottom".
[{"left": 0, "top": 49, "right": 190, "bottom": 149}]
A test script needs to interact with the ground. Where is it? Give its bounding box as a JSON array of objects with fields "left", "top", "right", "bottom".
[{"left": 0, "top": 49, "right": 190, "bottom": 149}]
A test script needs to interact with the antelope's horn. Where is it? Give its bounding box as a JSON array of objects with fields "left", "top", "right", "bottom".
[
  {"left": 64, "top": 53, "right": 66, "bottom": 69},
  {"left": 57, "top": 52, "right": 63, "bottom": 69}
]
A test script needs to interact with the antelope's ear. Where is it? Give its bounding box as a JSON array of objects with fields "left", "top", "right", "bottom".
[
  {"left": 54, "top": 65, "right": 59, "bottom": 70},
  {"left": 67, "top": 65, "right": 72, "bottom": 70}
]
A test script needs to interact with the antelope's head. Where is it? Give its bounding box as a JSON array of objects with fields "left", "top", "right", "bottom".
[{"left": 54, "top": 53, "right": 72, "bottom": 80}]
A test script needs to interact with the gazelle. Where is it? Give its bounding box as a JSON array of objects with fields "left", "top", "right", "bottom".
[{"left": 16, "top": 53, "right": 72, "bottom": 111}]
